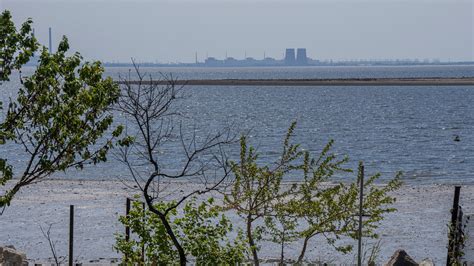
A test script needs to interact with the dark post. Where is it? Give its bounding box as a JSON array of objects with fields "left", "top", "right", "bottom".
[
  {"left": 124, "top": 197, "right": 131, "bottom": 263},
  {"left": 357, "top": 164, "right": 364, "bottom": 266},
  {"left": 126, "top": 198, "right": 131, "bottom": 242},
  {"left": 142, "top": 201, "right": 146, "bottom": 262},
  {"left": 69, "top": 205, "right": 74, "bottom": 266},
  {"left": 456, "top": 206, "right": 464, "bottom": 257},
  {"left": 447, "top": 186, "right": 461, "bottom": 265}
]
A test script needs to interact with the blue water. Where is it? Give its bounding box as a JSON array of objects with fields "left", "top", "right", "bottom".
[
  {"left": 1, "top": 65, "right": 474, "bottom": 184},
  {"left": 105, "top": 65, "right": 474, "bottom": 80}
]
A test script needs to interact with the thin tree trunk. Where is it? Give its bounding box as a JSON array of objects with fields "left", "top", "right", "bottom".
[
  {"left": 297, "top": 236, "right": 311, "bottom": 263},
  {"left": 160, "top": 214, "right": 186, "bottom": 266},
  {"left": 246, "top": 215, "right": 259, "bottom": 266},
  {"left": 145, "top": 191, "right": 187, "bottom": 266},
  {"left": 280, "top": 239, "right": 285, "bottom": 265}
]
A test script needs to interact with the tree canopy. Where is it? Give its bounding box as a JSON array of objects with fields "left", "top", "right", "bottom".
[
  {"left": 0, "top": 10, "right": 37, "bottom": 82},
  {"left": 0, "top": 10, "right": 123, "bottom": 208}
]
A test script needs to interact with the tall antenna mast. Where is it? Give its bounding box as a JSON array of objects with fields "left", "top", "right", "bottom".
[
  {"left": 195, "top": 52, "right": 198, "bottom": 64},
  {"left": 48, "top": 27, "right": 52, "bottom": 53}
]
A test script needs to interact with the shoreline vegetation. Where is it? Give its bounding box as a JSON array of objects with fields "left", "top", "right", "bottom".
[
  {"left": 1, "top": 179, "right": 473, "bottom": 264},
  {"left": 116, "top": 77, "right": 474, "bottom": 86},
  {"left": 1, "top": 10, "right": 472, "bottom": 265}
]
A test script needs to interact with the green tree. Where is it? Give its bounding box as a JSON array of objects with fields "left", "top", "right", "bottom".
[
  {"left": 0, "top": 10, "right": 38, "bottom": 82},
  {"left": 224, "top": 122, "right": 305, "bottom": 265},
  {"left": 264, "top": 198, "right": 299, "bottom": 264},
  {"left": 225, "top": 122, "right": 401, "bottom": 264},
  {"left": 116, "top": 63, "right": 235, "bottom": 265},
  {"left": 0, "top": 11, "right": 123, "bottom": 208},
  {"left": 115, "top": 197, "right": 246, "bottom": 265},
  {"left": 290, "top": 161, "right": 401, "bottom": 263}
]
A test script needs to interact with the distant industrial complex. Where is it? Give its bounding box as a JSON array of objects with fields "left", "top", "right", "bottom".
[
  {"left": 26, "top": 28, "right": 473, "bottom": 68},
  {"left": 202, "top": 48, "right": 311, "bottom": 67},
  {"left": 104, "top": 47, "right": 473, "bottom": 67},
  {"left": 205, "top": 48, "right": 308, "bottom": 67}
]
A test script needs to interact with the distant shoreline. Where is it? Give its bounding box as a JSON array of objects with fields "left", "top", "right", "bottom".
[
  {"left": 101, "top": 62, "right": 474, "bottom": 68},
  {"left": 116, "top": 77, "right": 474, "bottom": 86}
]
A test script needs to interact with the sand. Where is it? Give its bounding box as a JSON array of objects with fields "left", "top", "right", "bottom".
[{"left": 0, "top": 179, "right": 473, "bottom": 264}]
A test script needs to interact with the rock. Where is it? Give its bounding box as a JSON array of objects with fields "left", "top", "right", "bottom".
[
  {"left": 385, "top": 249, "right": 418, "bottom": 266},
  {"left": 0, "top": 246, "right": 28, "bottom": 266},
  {"left": 419, "top": 258, "right": 435, "bottom": 266}
]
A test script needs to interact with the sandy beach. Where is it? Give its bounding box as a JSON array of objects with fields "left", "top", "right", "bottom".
[{"left": 1, "top": 179, "right": 473, "bottom": 264}]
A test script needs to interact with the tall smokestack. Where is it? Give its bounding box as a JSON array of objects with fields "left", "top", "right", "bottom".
[{"left": 48, "top": 27, "right": 52, "bottom": 54}]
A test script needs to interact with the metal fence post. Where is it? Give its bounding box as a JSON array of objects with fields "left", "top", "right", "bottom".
[
  {"left": 456, "top": 206, "right": 464, "bottom": 257},
  {"left": 69, "top": 205, "right": 74, "bottom": 266},
  {"left": 357, "top": 164, "right": 364, "bottom": 266},
  {"left": 124, "top": 198, "right": 131, "bottom": 262},
  {"left": 142, "top": 201, "right": 146, "bottom": 262},
  {"left": 447, "top": 185, "right": 461, "bottom": 265},
  {"left": 126, "top": 198, "right": 131, "bottom": 242}
]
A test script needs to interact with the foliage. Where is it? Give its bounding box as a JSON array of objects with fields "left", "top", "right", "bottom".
[
  {"left": 264, "top": 199, "right": 299, "bottom": 263},
  {"left": 290, "top": 161, "right": 401, "bottom": 262},
  {"left": 115, "top": 196, "right": 246, "bottom": 265},
  {"left": 447, "top": 218, "right": 466, "bottom": 265},
  {"left": 360, "top": 240, "right": 382, "bottom": 266},
  {"left": 116, "top": 64, "right": 234, "bottom": 265},
  {"left": 224, "top": 122, "right": 303, "bottom": 264},
  {"left": 0, "top": 10, "right": 38, "bottom": 82},
  {"left": 225, "top": 122, "right": 401, "bottom": 264},
  {"left": 0, "top": 11, "right": 123, "bottom": 208}
]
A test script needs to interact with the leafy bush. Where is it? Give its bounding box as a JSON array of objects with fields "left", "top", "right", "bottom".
[
  {"left": 115, "top": 197, "right": 247, "bottom": 264},
  {"left": 225, "top": 122, "right": 401, "bottom": 264}
]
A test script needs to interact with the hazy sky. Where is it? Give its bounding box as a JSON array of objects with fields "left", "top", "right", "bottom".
[{"left": 2, "top": 0, "right": 473, "bottom": 63}]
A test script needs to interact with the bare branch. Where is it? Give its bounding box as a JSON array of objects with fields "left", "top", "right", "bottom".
[
  {"left": 115, "top": 64, "right": 236, "bottom": 265},
  {"left": 39, "top": 223, "right": 65, "bottom": 266}
]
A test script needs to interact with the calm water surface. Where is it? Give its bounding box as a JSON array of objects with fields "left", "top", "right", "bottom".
[
  {"left": 1, "top": 65, "right": 473, "bottom": 184},
  {"left": 105, "top": 65, "right": 474, "bottom": 80}
]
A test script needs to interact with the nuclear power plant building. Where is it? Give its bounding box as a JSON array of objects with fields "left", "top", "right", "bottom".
[
  {"left": 296, "top": 48, "right": 307, "bottom": 65},
  {"left": 285, "top": 48, "right": 308, "bottom": 66},
  {"left": 284, "top": 48, "right": 296, "bottom": 65}
]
